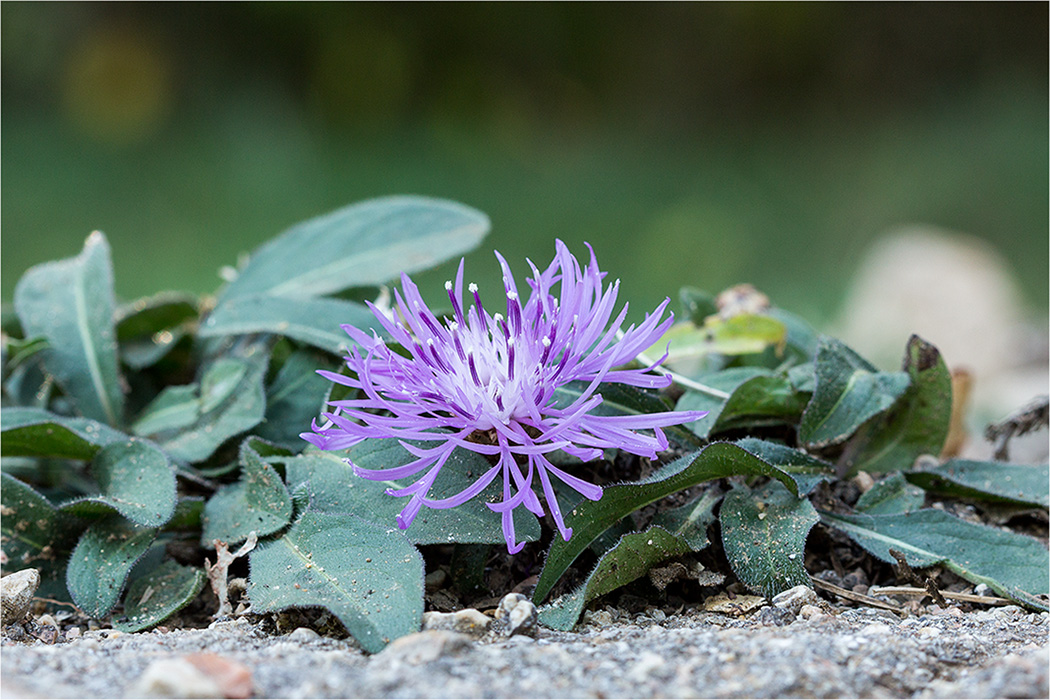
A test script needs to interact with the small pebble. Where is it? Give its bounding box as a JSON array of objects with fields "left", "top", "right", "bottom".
[
  {"left": 772, "top": 585, "right": 818, "bottom": 615},
  {"left": 132, "top": 657, "right": 222, "bottom": 698},
  {"left": 286, "top": 627, "right": 321, "bottom": 643},
  {"left": 377, "top": 630, "right": 472, "bottom": 665},
  {"left": 918, "top": 626, "right": 941, "bottom": 638},
  {"left": 798, "top": 605, "right": 825, "bottom": 621},
  {"left": 1, "top": 569, "right": 40, "bottom": 625},
  {"left": 496, "top": 593, "right": 538, "bottom": 637},
  {"left": 185, "top": 652, "right": 253, "bottom": 699},
  {"left": 422, "top": 608, "right": 491, "bottom": 638}
]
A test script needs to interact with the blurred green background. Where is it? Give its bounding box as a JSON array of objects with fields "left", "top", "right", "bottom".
[{"left": 3, "top": 2, "right": 1047, "bottom": 327}]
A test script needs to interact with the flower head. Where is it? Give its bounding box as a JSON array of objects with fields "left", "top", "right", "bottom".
[{"left": 303, "top": 241, "right": 707, "bottom": 553}]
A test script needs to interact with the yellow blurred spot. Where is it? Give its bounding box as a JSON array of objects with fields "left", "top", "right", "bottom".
[{"left": 62, "top": 25, "right": 172, "bottom": 145}]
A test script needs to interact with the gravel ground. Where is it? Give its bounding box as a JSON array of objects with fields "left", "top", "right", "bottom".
[{"left": 2, "top": 601, "right": 1047, "bottom": 698}]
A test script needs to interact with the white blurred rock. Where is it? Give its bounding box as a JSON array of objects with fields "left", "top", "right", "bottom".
[
  {"left": 132, "top": 658, "right": 222, "bottom": 698},
  {"left": 834, "top": 227, "right": 1048, "bottom": 460},
  {"left": 422, "top": 608, "right": 491, "bottom": 638}
]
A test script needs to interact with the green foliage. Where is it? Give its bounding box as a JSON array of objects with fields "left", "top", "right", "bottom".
[
  {"left": 60, "top": 439, "right": 177, "bottom": 527},
  {"left": 66, "top": 515, "right": 157, "bottom": 618},
  {"left": 283, "top": 441, "right": 541, "bottom": 546},
  {"left": 201, "top": 441, "right": 293, "bottom": 546},
  {"left": 247, "top": 510, "right": 424, "bottom": 653},
  {"left": 115, "top": 559, "right": 207, "bottom": 633},
  {"left": 720, "top": 480, "right": 819, "bottom": 599},
  {"left": 855, "top": 473, "right": 927, "bottom": 515},
  {"left": 13, "top": 232, "right": 124, "bottom": 425},
  {"left": 821, "top": 510, "right": 1049, "bottom": 608},
  {"left": 532, "top": 442, "right": 802, "bottom": 604},
  {"left": 2, "top": 198, "right": 1046, "bottom": 646}
]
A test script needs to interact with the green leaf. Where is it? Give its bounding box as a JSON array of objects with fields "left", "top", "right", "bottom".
[
  {"left": 13, "top": 232, "right": 124, "bottom": 425},
  {"left": 844, "top": 335, "right": 952, "bottom": 475},
  {"left": 115, "top": 292, "right": 198, "bottom": 370},
  {"left": 904, "top": 459, "right": 1049, "bottom": 509},
  {"left": 651, "top": 314, "right": 787, "bottom": 371},
  {"left": 284, "top": 440, "right": 542, "bottom": 546},
  {"left": 59, "top": 439, "right": 177, "bottom": 528},
  {"left": 733, "top": 438, "right": 833, "bottom": 495},
  {"left": 1, "top": 407, "right": 127, "bottom": 459},
  {"left": 649, "top": 490, "right": 721, "bottom": 551},
  {"left": 720, "top": 480, "right": 818, "bottom": 599},
  {"left": 767, "top": 307, "right": 819, "bottom": 362},
  {"left": 254, "top": 349, "right": 335, "bottom": 450},
  {"left": 115, "top": 292, "right": 199, "bottom": 340},
  {"left": 0, "top": 473, "right": 78, "bottom": 599},
  {"left": 799, "top": 337, "right": 911, "bottom": 448},
  {"left": 821, "top": 509, "right": 1050, "bottom": 607},
  {"left": 135, "top": 337, "right": 270, "bottom": 463},
  {"left": 200, "top": 295, "right": 382, "bottom": 355},
  {"left": 678, "top": 287, "right": 717, "bottom": 324},
  {"left": 218, "top": 196, "right": 490, "bottom": 301},
  {"left": 855, "top": 473, "right": 927, "bottom": 515},
  {"left": 4, "top": 335, "right": 49, "bottom": 369},
  {"left": 201, "top": 441, "right": 293, "bottom": 547},
  {"left": 675, "top": 367, "right": 770, "bottom": 438},
  {"left": 539, "top": 526, "right": 691, "bottom": 631},
  {"left": 247, "top": 509, "right": 424, "bottom": 653},
  {"left": 66, "top": 515, "right": 157, "bottom": 618},
  {"left": 533, "top": 442, "right": 801, "bottom": 603},
  {"left": 114, "top": 560, "right": 207, "bottom": 633}
]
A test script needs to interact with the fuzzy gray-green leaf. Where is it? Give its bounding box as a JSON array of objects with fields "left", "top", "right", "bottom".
[
  {"left": 855, "top": 473, "right": 927, "bottom": 514},
  {"left": 844, "top": 335, "right": 952, "bottom": 475},
  {"left": 247, "top": 509, "right": 424, "bottom": 653},
  {"left": 720, "top": 480, "right": 818, "bottom": 599},
  {"left": 59, "top": 439, "right": 177, "bottom": 528},
  {"left": 255, "top": 349, "right": 336, "bottom": 449},
  {"left": 13, "top": 232, "right": 123, "bottom": 425},
  {"left": 114, "top": 560, "right": 207, "bottom": 632},
  {"left": 540, "top": 526, "right": 691, "bottom": 631},
  {"left": 217, "top": 196, "right": 490, "bottom": 301},
  {"left": 201, "top": 442, "right": 293, "bottom": 546},
  {"left": 0, "top": 473, "right": 78, "bottom": 599},
  {"left": 66, "top": 516, "right": 157, "bottom": 618},
  {"left": 799, "top": 337, "right": 911, "bottom": 448},
  {"left": 284, "top": 440, "right": 541, "bottom": 546},
  {"left": 200, "top": 295, "right": 382, "bottom": 354},
  {"left": 1, "top": 407, "right": 126, "bottom": 460},
  {"left": 905, "top": 459, "right": 1049, "bottom": 509},
  {"left": 821, "top": 509, "right": 1050, "bottom": 607}
]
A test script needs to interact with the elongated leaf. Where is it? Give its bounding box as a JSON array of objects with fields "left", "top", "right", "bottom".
[
  {"left": 284, "top": 440, "right": 541, "bottom": 546},
  {"left": 66, "top": 515, "right": 157, "bottom": 618},
  {"left": 248, "top": 509, "right": 424, "bottom": 653},
  {"left": 201, "top": 442, "right": 293, "bottom": 546},
  {"left": 0, "top": 473, "right": 78, "bottom": 599},
  {"left": 855, "top": 473, "right": 927, "bottom": 514},
  {"left": 1, "top": 407, "right": 127, "bottom": 459},
  {"left": 799, "top": 337, "right": 911, "bottom": 448},
  {"left": 533, "top": 442, "right": 800, "bottom": 603},
  {"left": 540, "top": 527, "right": 691, "bottom": 631},
  {"left": 905, "top": 459, "right": 1049, "bottom": 509},
  {"left": 821, "top": 509, "right": 1050, "bottom": 607},
  {"left": 675, "top": 367, "right": 771, "bottom": 438},
  {"left": 720, "top": 481, "right": 818, "bottom": 599},
  {"left": 844, "top": 335, "right": 952, "bottom": 475},
  {"left": 114, "top": 560, "right": 207, "bottom": 632},
  {"left": 649, "top": 314, "right": 787, "bottom": 370},
  {"left": 136, "top": 337, "right": 270, "bottom": 463},
  {"left": 13, "top": 232, "right": 123, "bottom": 425},
  {"left": 733, "top": 438, "right": 833, "bottom": 495},
  {"left": 200, "top": 295, "right": 382, "bottom": 354},
  {"left": 218, "top": 196, "right": 489, "bottom": 301},
  {"left": 679, "top": 287, "right": 718, "bottom": 324},
  {"left": 59, "top": 439, "right": 177, "bottom": 528},
  {"left": 255, "top": 349, "right": 336, "bottom": 449}
]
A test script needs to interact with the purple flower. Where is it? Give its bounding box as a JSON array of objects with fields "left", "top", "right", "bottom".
[{"left": 303, "top": 241, "right": 707, "bottom": 553}]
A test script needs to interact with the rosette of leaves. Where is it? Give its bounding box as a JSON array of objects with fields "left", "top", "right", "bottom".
[{"left": 3, "top": 196, "right": 1046, "bottom": 651}]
